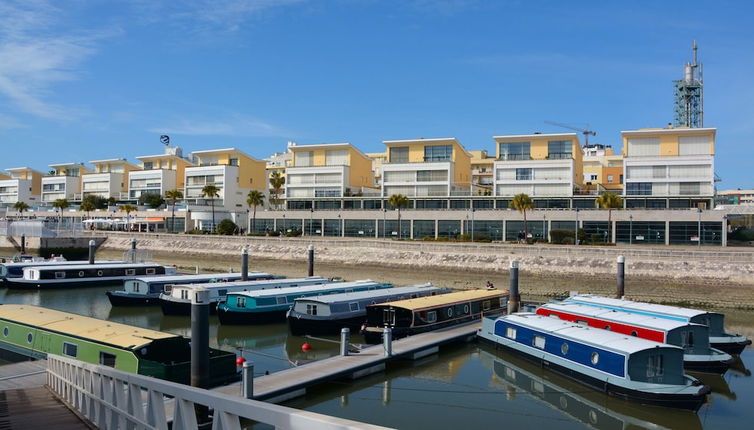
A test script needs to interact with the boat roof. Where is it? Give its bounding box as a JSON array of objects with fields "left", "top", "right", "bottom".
[
  {"left": 503, "top": 313, "right": 682, "bottom": 355},
  {"left": 540, "top": 302, "right": 696, "bottom": 332},
  {"left": 172, "top": 276, "right": 327, "bottom": 290},
  {"left": 24, "top": 262, "right": 163, "bottom": 271},
  {"left": 233, "top": 280, "right": 382, "bottom": 298},
  {"left": 0, "top": 305, "right": 178, "bottom": 350},
  {"left": 2, "top": 260, "right": 120, "bottom": 268},
  {"left": 566, "top": 294, "right": 713, "bottom": 319},
  {"left": 294, "top": 284, "right": 444, "bottom": 305},
  {"left": 129, "top": 272, "right": 270, "bottom": 283},
  {"left": 375, "top": 289, "right": 506, "bottom": 311}
]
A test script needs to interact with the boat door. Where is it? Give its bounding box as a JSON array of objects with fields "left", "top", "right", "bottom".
[
  {"left": 383, "top": 308, "right": 397, "bottom": 327},
  {"left": 35, "top": 332, "right": 52, "bottom": 355}
]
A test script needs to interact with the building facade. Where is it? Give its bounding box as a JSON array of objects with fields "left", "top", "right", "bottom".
[
  {"left": 0, "top": 167, "right": 43, "bottom": 205},
  {"left": 42, "top": 163, "right": 91, "bottom": 203},
  {"left": 581, "top": 144, "right": 624, "bottom": 193},
  {"left": 82, "top": 159, "right": 139, "bottom": 200},
  {"left": 129, "top": 150, "right": 193, "bottom": 200},
  {"left": 470, "top": 150, "right": 494, "bottom": 195},
  {"left": 184, "top": 148, "right": 267, "bottom": 210}
]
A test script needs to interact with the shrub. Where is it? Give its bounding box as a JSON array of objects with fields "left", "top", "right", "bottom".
[
  {"left": 266, "top": 231, "right": 280, "bottom": 237},
  {"left": 216, "top": 219, "right": 238, "bottom": 235},
  {"left": 422, "top": 236, "right": 434, "bottom": 241},
  {"left": 138, "top": 193, "right": 165, "bottom": 209},
  {"left": 550, "top": 229, "right": 575, "bottom": 244},
  {"left": 457, "top": 234, "right": 472, "bottom": 241},
  {"left": 284, "top": 228, "right": 302, "bottom": 237},
  {"left": 474, "top": 234, "right": 491, "bottom": 242}
]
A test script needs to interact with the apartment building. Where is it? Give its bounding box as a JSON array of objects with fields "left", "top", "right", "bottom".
[
  {"left": 41, "top": 163, "right": 91, "bottom": 203},
  {"left": 184, "top": 148, "right": 266, "bottom": 209},
  {"left": 470, "top": 150, "right": 495, "bottom": 195},
  {"left": 381, "top": 138, "right": 472, "bottom": 197},
  {"left": 82, "top": 159, "right": 139, "bottom": 200},
  {"left": 493, "top": 133, "right": 583, "bottom": 198},
  {"left": 365, "top": 151, "right": 387, "bottom": 187},
  {"left": 716, "top": 189, "right": 754, "bottom": 206},
  {"left": 581, "top": 144, "right": 624, "bottom": 192},
  {"left": 0, "top": 167, "right": 43, "bottom": 205},
  {"left": 621, "top": 127, "right": 715, "bottom": 208},
  {"left": 129, "top": 148, "right": 193, "bottom": 200},
  {"left": 285, "top": 143, "right": 375, "bottom": 200}
]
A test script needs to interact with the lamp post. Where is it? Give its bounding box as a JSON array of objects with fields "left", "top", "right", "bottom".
[
  {"left": 542, "top": 214, "right": 547, "bottom": 243},
  {"left": 629, "top": 215, "right": 633, "bottom": 245},
  {"left": 697, "top": 208, "right": 702, "bottom": 247},
  {"left": 471, "top": 207, "right": 475, "bottom": 242},
  {"left": 382, "top": 207, "right": 386, "bottom": 239},
  {"left": 309, "top": 207, "right": 314, "bottom": 236},
  {"left": 575, "top": 208, "right": 580, "bottom": 245},
  {"left": 338, "top": 213, "right": 342, "bottom": 237}
]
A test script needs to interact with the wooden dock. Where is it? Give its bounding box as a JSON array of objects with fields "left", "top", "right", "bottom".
[
  {"left": 214, "top": 321, "right": 480, "bottom": 402},
  {"left": 0, "top": 359, "right": 47, "bottom": 390}
]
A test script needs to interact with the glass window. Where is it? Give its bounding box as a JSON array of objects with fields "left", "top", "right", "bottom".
[
  {"left": 426, "top": 311, "right": 437, "bottom": 323},
  {"left": 276, "top": 297, "right": 287, "bottom": 305},
  {"left": 679, "top": 182, "right": 701, "bottom": 195},
  {"left": 389, "top": 147, "right": 409, "bottom": 163},
  {"left": 295, "top": 151, "right": 313, "bottom": 167},
  {"left": 515, "top": 168, "right": 532, "bottom": 180},
  {"left": 505, "top": 327, "right": 516, "bottom": 339},
  {"left": 306, "top": 304, "right": 317, "bottom": 315},
  {"left": 607, "top": 175, "right": 613, "bottom": 182},
  {"left": 349, "top": 302, "right": 359, "bottom": 312},
  {"left": 533, "top": 335, "right": 546, "bottom": 349},
  {"left": 499, "top": 142, "right": 530, "bottom": 160},
  {"left": 591, "top": 352, "right": 599, "bottom": 365},
  {"left": 626, "top": 182, "right": 652, "bottom": 196},
  {"left": 143, "top": 161, "right": 154, "bottom": 170},
  {"left": 237, "top": 297, "right": 246, "bottom": 308},
  {"left": 416, "top": 170, "right": 448, "bottom": 182},
  {"left": 646, "top": 355, "right": 664, "bottom": 377},
  {"left": 561, "top": 343, "right": 569, "bottom": 355},
  {"left": 100, "top": 352, "right": 117, "bottom": 367},
  {"left": 63, "top": 342, "right": 78, "bottom": 358},
  {"left": 547, "top": 140, "right": 572, "bottom": 159},
  {"left": 424, "top": 145, "right": 453, "bottom": 162}
]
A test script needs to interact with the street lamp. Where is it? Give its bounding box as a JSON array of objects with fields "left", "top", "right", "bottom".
[
  {"left": 629, "top": 215, "right": 633, "bottom": 245},
  {"left": 697, "top": 208, "right": 702, "bottom": 247},
  {"left": 575, "top": 208, "right": 580, "bottom": 245},
  {"left": 382, "top": 207, "right": 387, "bottom": 239},
  {"left": 542, "top": 214, "right": 547, "bottom": 243},
  {"left": 309, "top": 207, "right": 314, "bottom": 236},
  {"left": 471, "top": 207, "right": 475, "bottom": 242},
  {"left": 338, "top": 213, "right": 342, "bottom": 237}
]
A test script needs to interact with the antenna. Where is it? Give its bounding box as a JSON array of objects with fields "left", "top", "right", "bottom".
[{"left": 673, "top": 41, "right": 703, "bottom": 127}]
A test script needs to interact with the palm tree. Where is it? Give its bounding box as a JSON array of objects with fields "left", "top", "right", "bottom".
[
  {"left": 12, "top": 201, "right": 29, "bottom": 218},
  {"left": 165, "top": 189, "right": 183, "bottom": 233},
  {"left": 595, "top": 192, "right": 623, "bottom": 243},
  {"left": 201, "top": 184, "right": 220, "bottom": 233},
  {"left": 269, "top": 171, "right": 285, "bottom": 210},
  {"left": 52, "top": 199, "right": 70, "bottom": 230},
  {"left": 80, "top": 199, "right": 95, "bottom": 221},
  {"left": 387, "top": 194, "right": 409, "bottom": 239},
  {"left": 511, "top": 193, "right": 534, "bottom": 243},
  {"left": 118, "top": 204, "right": 138, "bottom": 232},
  {"left": 246, "top": 190, "right": 265, "bottom": 234}
]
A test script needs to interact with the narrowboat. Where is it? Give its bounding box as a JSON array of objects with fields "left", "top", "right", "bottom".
[
  {"left": 287, "top": 284, "right": 451, "bottom": 336},
  {"left": 0, "top": 305, "right": 237, "bottom": 386},
  {"left": 536, "top": 302, "right": 733, "bottom": 373},
  {"left": 160, "top": 276, "right": 330, "bottom": 316},
  {"left": 362, "top": 289, "right": 507, "bottom": 344},
  {"left": 218, "top": 280, "right": 392, "bottom": 325},
  {"left": 565, "top": 294, "right": 752, "bottom": 354},
  {"left": 478, "top": 313, "right": 710, "bottom": 410},
  {"left": 0, "top": 258, "right": 122, "bottom": 286},
  {"left": 106, "top": 271, "right": 277, "bottom": 306},
  {"left": 5, "top": 263, "right": 177, "bottom": 289}
]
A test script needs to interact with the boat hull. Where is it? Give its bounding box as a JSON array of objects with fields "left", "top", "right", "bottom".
[
  {"left": 160, "top": 298, "right": 219, "bottom": 316},
  {"left": 288, "top": 315, "right": 365, "bottom": 336},
  {"left": 5, "top": 278, "right": 125, "bottom": 289},
  {"left": 218, "top": 308, "right": 287, "bottom": 325},
  {"left": 711, "top": 338, "right": 752, "bottom": 355},
  {"left": 106, "top": 291, "right": 161, "bottom": 306}
]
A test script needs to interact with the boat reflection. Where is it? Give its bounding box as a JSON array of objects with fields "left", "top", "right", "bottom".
[
  {"left": 729, "top": 354, "right": 751, "bottom": 377},
  {"left": 478, "top": 346, "right": 703, "bottom": 430}
]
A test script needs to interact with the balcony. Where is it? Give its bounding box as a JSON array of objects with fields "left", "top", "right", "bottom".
[
  {"left": 546, "top": 153, "right": 573, "bottom": 160},
  {"left": 497, "top": 155, "right": 531, "bottom": 161}
]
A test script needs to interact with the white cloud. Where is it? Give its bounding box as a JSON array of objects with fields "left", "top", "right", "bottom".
[
  {"left": 148, "top": 114, "right": 294, "bottom": 137},
  {"left": 0, "top": 113, "right": 25, "bottom": 130}
]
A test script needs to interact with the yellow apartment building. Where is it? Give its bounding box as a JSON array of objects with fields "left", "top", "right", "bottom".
[
  {"left": 185, "top": 148, "right": 267, "bottom": 209},
  {"left": 129, "top": 152, "right": 194, "bottom": 200},
  {"left": 286, "top": 143, "right": 376, "bottom": 199},
  {"left": 469, "top": 150, "right": 495, "bottom": 195}
]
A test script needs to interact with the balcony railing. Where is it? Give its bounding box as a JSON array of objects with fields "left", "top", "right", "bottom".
[
  {"left": 497, "top": 155, "right": 531, "bottom": 161},
  {"left": 546, "top": 153, "right": 573, "bottom": 159}
]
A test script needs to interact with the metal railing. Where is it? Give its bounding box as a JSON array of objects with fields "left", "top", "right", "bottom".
[{"left": 46, "top": 354, "right": 390, "bottom": 430}]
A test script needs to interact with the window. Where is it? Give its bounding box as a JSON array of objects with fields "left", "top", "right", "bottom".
[
  {"left": 679, "top": 182, "right": 701, "bottom": 195},
  {"left": 99, "top": 352, "right": 117, "bottom": 368},
  {"left": 237, "top": 297, "right": 246, "bottom": 308},
  {"left": 325, "top": 150, "right": 348, "bottom": 166},
  {"left": 547, "top": 140, "right": 572, "bottom": 159},
  {"left": 306, "top": 304, "right": 317, "bottom": 315},
  {"left": 607, "top": 175, "right": 613, "bottom": 183},
  {"left": 2, "top": 327, "right": 8, "bottom": 337},
  {"left": 143, "top": 161, "right": 154, "bottom": 170},
  {"left": 646, "top": 355, "right": 664, "bottom": 377},
  {"left": 681, "top": 331, "right": 694, "bottom": 348},
  {"left": 426, "top": 311, "right": 437, "bottom": 323},
  {"left": 146, "top": 268, "right": 156, "bottom": 275},
  {"left": 276, "top": 297, "right": 287, "bottom": 305},
  {"left": 590, "top": 352, "right": 600, "bottom": 365},
  {"left": 63, "top": 342, "right": 78, "bottom": 358},
  {"left": 515, "top": 168, "right": 532, "bottom": 180},
  {"left": 229, "top": 158, "right": 238, "bottom": 166},
  {"left": 180, "top": 290, "right": 188, "bottom": 300},
  {"left": 55, "top": 271, "right": 65, "bottom": 279},
  {"left": 482, "top": 300, "right": 491, "bottom": 311},
  {"left": 27, "top": 333, "right": 33, "bottom": 344},
  {"left": 424, "top": 145, "right": 452, "bottom": 162},
  {"left": 132, "top": 283, "right": 140, "bottom": 293},
  {"left": 295, "top": 151, "right": 313, "bottom": 167},
  {"left": 561, "top": 343, "right": 569, "bottom": 355},
  {"left": 349, "top": 302, "right": 359, "bottom": 312},
  {"left": 604, "top": 325, "right": 611, "bottom": 331},
  {"left": 447, "top": 307, "right": 453, "bottom": 317},
  {"left": 505, "top": 327, "right": 517, "bottom": 339},
  {"left": 590, "top": 174, "right": 598, "bottom": 181},
  {"left": 416, "top": 170, "right": 448, "bottom": 182},
  {"left": 78, "top": 271, "right": 85, "bottom": 277},
  {"left": 631, "top": 331, "right": 638, "bottom": 337},
  {"left": 126, "top": 269, "right": 136, "bottom": 276},
  {"left": 627, "top": 138, "right": 660, "bottom": 157},
  {"left": 499, "top": 142, "right": 530, "bottom": 160},
  {"left": 533, "top": 335, "right": 546, "bottom": 349},
  {"left": 389, "top": 147, "right": 409, "bottom": 163},
  {"left": 626, "top": 183, "right": 652, "bottom": 196}
]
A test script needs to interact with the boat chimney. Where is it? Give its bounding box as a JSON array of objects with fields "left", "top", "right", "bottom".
[
  {"left": 307, "top": 244, "right": 315, "bottom": 277},
  {"left": 616, "top": 255, "right": 625, "bottom": 298},
  {"left": 88, "top": 240, "right": 96, "bottom": 264}
]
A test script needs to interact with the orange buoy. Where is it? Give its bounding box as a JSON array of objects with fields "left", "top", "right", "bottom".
[
  {"left": 301, "top": 343, "right": 312, "bottom": 351},
  {"left": 236, "top": 356, "right": 246, "bottom": 366}
]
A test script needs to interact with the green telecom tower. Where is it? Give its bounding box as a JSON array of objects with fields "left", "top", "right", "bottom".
[{"left": 673, "top": 40, "right": 703, "bottom": 128}]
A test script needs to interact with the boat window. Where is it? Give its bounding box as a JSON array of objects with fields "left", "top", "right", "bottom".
[
  {"left": 646, "top": 354, "right": 664, "bottom": 377},
  {"left": 164, "top": 285, "right": 172, "bottom": 293},
  {"left": 590, "top": 352, "right": 599, "bottom": 365},
  {"left": 346, "top": 289, "right": 353, "bottom": 293},
  {"left": 218, "top": 289, "right": 227, "bottom": 297},
  {"left": 447, "top": 307, "right": 453, "bottom": 318},
  {"left": 561, "top": 343, "right": 569, "bottom": 355},
  {"left": 97, "top": 270, "right": 103, "bottom": 277},
  {"left": 533, "top": 335, "right": 546, "bottom": 349},
  {"left": 237, "top": 297, "right": 246, "bottom": 308},
  {"left": 62, "top": 342, "right": 78, "bottom": 358},
  {"left": 349, "top": 302, "right": 359, "bottom": 312},
  {"left": 55, "top": 271, "right": 65, "bottom": 279},
  {"left": 576, "top": 320, "right": 588, "bottom": 326},
  {"left": 2, "top": 327, "right": 7, "bottom": 337},
  {"left": 306, "top": 304, "right": 317, "bottom": 315},
  {"left": 410, "top": 294, "right": 418, "bottom": 299},
  {"left": 482, "top": 300, "right": 491, "bottom": 311},
  {"left": 426, "top": 311, "right": 437, "bottom": 323},
  {"left": 27, "top": 333, "right": 33, "bottom": 344},
  {"left": 181, "top": 290, "right": 188, "bottom": 300},
  {"left": 146, "top": 268, "right": 156, "bottom": 275},
  {"left": 604, "top": 325, "right": 611, "bottom": 330},
  {"left": 133, "top": 283, "right": 140, "bottom": 292},
  {"left": 126, "top": 269, "right": 136, "bottom": 276},
  {"left": 682, "top": 331, "right": 694, "bottom": 348},
  {"left": 99, "top": 352, "right": 117, "bottom": 368},
  {"left": 384, "top": 308, "right": 397, "bottom": 325},
  {"left": 505, "top": 327, "right": 516, "bottom": 339},
  {"left": 276, "top": 297, "right": 287, "bottom": 305},
  {"left": 464, "top": 304, "right": 470, "bottom": 314},
  {"left": 78, "top": 271, "right": 85, "bottom": 278},
  {"left": 631, "top": 331, "right": 638, "bottom": 337}
]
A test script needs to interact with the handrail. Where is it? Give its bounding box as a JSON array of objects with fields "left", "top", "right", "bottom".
[{"left": 46, "top": 354, "right": 391, "bottom": 430}]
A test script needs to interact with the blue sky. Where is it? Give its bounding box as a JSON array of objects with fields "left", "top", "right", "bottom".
[{"left": 1, "top": 0, "right": 752, "bottom": 189}]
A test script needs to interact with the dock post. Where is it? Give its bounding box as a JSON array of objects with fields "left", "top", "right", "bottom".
[
  {"left": 88, "top": 240, "right": 96, "bottom": 264},
  {"left": 130, "top": 239, "right": 137, "bottom": 263},
  {"left": 242, "top": 361, "right": 254, "bottom": 399},
  {"left": 191, "top": 288, "right": 210, "bottom": 388},
  {"left": 340, "top": 328, "right": 350, "bottom": 356},
  {"left": 508, "top": 260, "right": 520, "bottom": 314},
  {"left": 307, "top": 244, "right": 315, "bottom": 276},
  {"left": 383, "top": 328, "right": 393, "bottom": 357},
  {"left": 195, "top": 265, "right": 199, "bottom": 274},
  {"left": 241, "top": 247, "right": 249, "bottom": 281},
  {"left": 616, "top": 255, "right": 625, "bottom": 298},
  {"left": 20, "top": 235, "right": 25, "bottom": 254}
]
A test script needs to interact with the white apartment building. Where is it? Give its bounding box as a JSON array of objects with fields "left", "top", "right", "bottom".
[
  {"left": 184, "top": 148, "right": 266, "bottom": 210},
  {"left": 82, "top": 159, "right": 138, "bottom": 200},
  {"left": 128, "top": 148, "right": 193, "bottom": 200},
  {"left": 621, "top": 127, "right": 715, "bottom": 208},
  {"left": 0, "top": 168, "right": 42, "bottom": 205},
  {"left": 285, "top": 143, "right": 374, "bottom": 198},
  {"left": 41, "top": 163, "right": 89, "bottom": 203}
]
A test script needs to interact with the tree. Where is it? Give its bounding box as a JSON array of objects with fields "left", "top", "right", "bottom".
[
  {"left": 118, "top": 204, "right": 138, "bottom": 232},
  {"left": 79, "top": 199, "right": 95, "bottom": 219},
  {"left": 138, "top": 193, "right": 165, "bottom": 209},
  {"left": 165, "top": 189, "right": 183, "bottom": 233},
  {"left": 82, "top": 194, "right": 108, "bottom": 210},
  {"left": 387, "top": 194, "right": 409, "bottom": 239},
  {"left": 269, "top": 171, "right": 285, "bottom": 209},
  {"left": 511, "top": 193, "right": 534, "bottom": 242},
  {"left": 246, "top": 190, "right": 265, "bottom": 234},
  {"left": 595, "top": 192, "right": 623, "bottom": 243},
  {"left": 52, "top": 199, "right": 70, "bottom": 226},
  {"left": 216, "top": 219, "right": 237, "bottom": 235},
  {"left": 201, "top": 184, "right": 220, "bottom": 233},
  {"left": 107, "top": 197, "right": 117, "bottom": 207},
  {"left": 12, "top": 201, "right": 29, "bottom": 218}
]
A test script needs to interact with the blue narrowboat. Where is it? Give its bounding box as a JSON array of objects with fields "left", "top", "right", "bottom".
[
  {"left": 478, "top": 313, "right": 710, "bottom": 410},
  {"left": 218, "top": 280, "right": 392, "bottom": 325},
  {"left": 5, "top": 263, "right": 177, "bottom": 289},
  {"left": 106, "top": 271, "right": 277, "bottom": 306},
  {"left": 0, "top": 259, "right": 122, "bottom": 286},
  {"left": 565, "top": 294, "right": 752, "bottom": 355}
]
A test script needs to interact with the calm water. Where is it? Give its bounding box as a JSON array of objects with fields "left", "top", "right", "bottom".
[{"left": 1, "top": 249, "right": 752, "bottom": 429}]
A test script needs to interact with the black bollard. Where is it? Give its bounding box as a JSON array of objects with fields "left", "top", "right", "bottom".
[
  {"left": 130, "top": 238, "right": 137, "bottom": 263},
  {"left": 307, "top": 244, "right": 315, "bottom": 277},
  {"left": 616, "top": 255, "right": 625, "bottom": 298},
  {"left": 191, "top": 288, "right": 210, "bottom": 389},
  {"left": 241, "top": 247, "right": 249, "bottom": 281},
  {"left": 508, "top": 260, "right": 520, "bottom": 314},
  {"left": 20, "top": 235, "right": 26, "bottom": 254},
  {"left": 88, "top": 240, "right": 96, "bottom": 264}
]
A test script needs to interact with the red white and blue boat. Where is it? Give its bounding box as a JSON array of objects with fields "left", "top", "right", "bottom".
[
  {"left": 536, "top": 302, "right": 733, "bottom": 374},
  {"left": 564, "top": 294, "right": 752, "bottom": 355},
  {"left": 478, "top": 313, "right": 710, "bottom": 411}
]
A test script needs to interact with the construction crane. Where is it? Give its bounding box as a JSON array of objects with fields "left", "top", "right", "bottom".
[{"left": 544, "top": 121, "right": 596, "bottom": 146}]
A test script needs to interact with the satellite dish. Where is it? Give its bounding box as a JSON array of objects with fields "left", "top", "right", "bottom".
[{"left": 160, "top": 135, "right": 170, "bottom": 146}]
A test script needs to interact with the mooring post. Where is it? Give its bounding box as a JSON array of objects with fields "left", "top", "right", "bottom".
[
  {"left": 307, "top": 244, "right": 315, "bottom": 277},
  {"left": 130, "top": 238, "right": 137, "bottom": 263},
  {"left": 616, "top": 255, "right": 625, "bottom": 298},
  {"left": 88, "top": 240, "right": 96, "bottom": 264},
  {"left": 340, "top": 328, "right": 350, "bottom": 356},
  {"left": 242, "top": 361, "right": 254, "bottom": 399},
  {"left": 241, "top": 247, "right": 249, "bottom": 281},
  {"left": 383, "top": 327, "right": 393, "bottom": 357},
  {"left": 20, "top": 235, "right": 25, "bottom": 254},
  {"left": 191, "top": 288, "right": 210, "bottom": 388},
  {"left": 195, "top": 265, "right": 199, "bottom": 274},
  {"left": 508, "top": 260, "right": 520, "bottom": 314}
]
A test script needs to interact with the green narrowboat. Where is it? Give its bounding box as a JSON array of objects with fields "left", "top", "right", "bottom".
[{"left": 0, "top": 305, "right": 237, "bottom": 386}]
